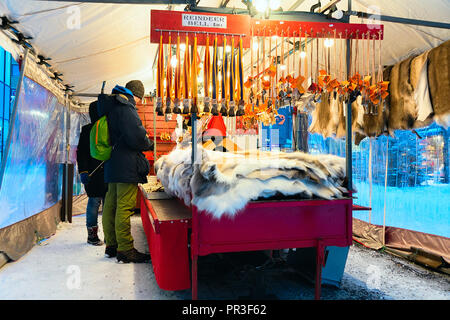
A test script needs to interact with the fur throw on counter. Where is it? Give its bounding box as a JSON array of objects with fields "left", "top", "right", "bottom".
[{"left": 155, "top": 147, "right": 349, "bottom": 219}]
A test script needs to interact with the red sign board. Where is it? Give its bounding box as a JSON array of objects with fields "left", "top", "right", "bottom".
[{"left": 150, "top": 10, "right": 251, "bottom": 47}]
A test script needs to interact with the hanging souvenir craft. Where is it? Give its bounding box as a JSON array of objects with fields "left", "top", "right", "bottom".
[
  {"left": 203, "top": 34, "right": 211, "bottom": 113},
  {"left": 190, "top": 33, "right": 199, "bottom": 114},
  {"left": 236, "top": 36, "right": 245, "bottom": 116},
  {"left": 182, "top": 34, "right": 190, "bottom": 114},
  {"left": 173, "top": 33, "right": 182, "bottom": 114},
  {"left": 164, "top": 33, "right": 173, "bottom": 114},
  {"left": 228, "top": 36, "right": 236, "bottom": 117},
  {"left": 156, "top": 32, "right": 164, "bottom": 116},
  {"left": 220, "top": 36, "right": 228, "bottom": 116},
  {"left": 211, "top": 35, "right": 219, "bottom": 116}
]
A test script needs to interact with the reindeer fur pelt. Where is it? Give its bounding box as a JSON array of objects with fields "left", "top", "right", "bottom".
[
  {"left": 352, "top": 95, "right": 365, "bottom": 135},
  {"left": 309, "top": 92, "right": 347, "bottom": 138},
  {"left": 388, "top": 56, "right": 417, "bottom": 133},
  {"left": 361, "top": 99, "right": 389, "bottom": 139},
  {"left": 335, "top": 95, "right": 347, "bottom": 139},
  {"left": 428, "top": 40, "right": 450, "bottom": 128},
  {"left": 411, "top": 50, "right": 434, "bottom": 123},
  {"left": 155, "top": 147, "right": 349, "bottom": 219},
  {"left": 309, "top": 92, "right": 332, "bottom": 136}
]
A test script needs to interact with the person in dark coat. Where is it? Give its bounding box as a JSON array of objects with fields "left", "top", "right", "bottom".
[
  {"left": 76, "top": 101, "right": 108, "bottom": 245},
  {"left": 97, "top": 80, "right": 154, "bottom": 263}
]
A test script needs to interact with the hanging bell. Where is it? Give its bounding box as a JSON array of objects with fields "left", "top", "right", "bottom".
[
  {"left": 164, "top": 99, "right": 172, "bottom": 114},
  {"left": 182, "top": 98, "right": 190, "bottom": 114},
  {"left": 190, "top": 101, "right": 199, "bottom": 114},
  {"left": 155, "top": 97, "right": 164, "bottom": 116},
  {"left": 236, "top": 100, "right": 245, "bottom": 116},
  {"left": 172, "top": 98, "right": 181, "bottom": 114},
  {"left": 211, "top": 99, "right": 219, "bottom": 115},
  {"left": 203, "top": 97, "right": 211, "bottom": 113},
  {"left": 228, "top": 101, "right": 236, "bottom": 117},
  {"left": 220, "top": 102, "right": 228, "bottom": 116}
]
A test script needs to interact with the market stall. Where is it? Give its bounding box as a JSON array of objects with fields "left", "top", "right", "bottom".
[
  {"left": 0, "top": 0, "right": 449, "bottom": 300},
  {"left": 138, "top": 8, "right": 385, "bottom": 300}
]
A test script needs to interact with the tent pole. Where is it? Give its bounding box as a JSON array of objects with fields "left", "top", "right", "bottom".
[
  {"left": 191, "top": 113, "right": 197, "bottom": 166},
  {"left": 0, "top": 47, "right": 29, "bottom": 191},
  {"left": 64, "top": 93, "right": 72, "bottom": 223},
  {"left": 346, "top": 11, "right": 450, "bottom": 30},
  {"left": 345, "top": 0, "right": 352, "bottom": 193}
]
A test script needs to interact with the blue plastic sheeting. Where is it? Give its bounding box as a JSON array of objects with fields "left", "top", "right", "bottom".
[
  {"left": 308, "top": 121, "right": 450, "bottom": 238},
  {"left": 70, "top": 110, "right": 89, "bottom": 196},
  {"left": 0, "top": 77, "right": 86, "bottom": 229}
]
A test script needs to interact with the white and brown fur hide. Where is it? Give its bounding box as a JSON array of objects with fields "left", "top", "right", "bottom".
[
  {"left": 155, "top": 147, "right": 349, "bottom": 219},
  {"left": 388, "top": 56, "right": 417, "bottom": 133},
  {"left": 427, "top": 39, "right": 450, "bottom": 128},
  {"left": 388, "top": 54, "right": 435, "bottom": 134},
  {"left": 410, "top": 50, "right": 434, "bottom": 123}
]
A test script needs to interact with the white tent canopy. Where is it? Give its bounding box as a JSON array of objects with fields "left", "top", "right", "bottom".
[{"left": 0, "top": 0, "right": 449, "bottom": 102}]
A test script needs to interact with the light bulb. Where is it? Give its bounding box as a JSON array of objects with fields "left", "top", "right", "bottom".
[
  {"left": 300, "top": 51, "right": 306, "bottom": 58},
  {"left": 254, "top": 0, "right": 268, "bottom": 13},
  {"left": 226, "top": 45, "right": 231, "bottom": 53},
  {"left": 324, "top": 39, "right": 334, "bottom": 48},
  {"left": 331, "top": 10, "right": 344, "bottom": 20},
  {"left": 280, "top": 64, "right": 286, "bottom": 71},
  {"left": 170, "top": 55, "right": 177, "bottom": 68},
  {"left": 269, "top": 0, "right": 280, "bottom": 10},
  {"left": 180, "top": 43, "right": 186, "bottom": 51},
  {"left": 253, "top": 41, "right": 259, "bottom": 51}
]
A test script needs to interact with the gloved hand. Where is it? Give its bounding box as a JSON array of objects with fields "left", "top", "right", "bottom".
[{"left": 80, "top": 172, "right": 90, "bottom": 184}]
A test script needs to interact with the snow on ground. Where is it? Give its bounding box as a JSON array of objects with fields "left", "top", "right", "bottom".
[{"left": 0, "top": 214, "right": 448, "bottom": 300}]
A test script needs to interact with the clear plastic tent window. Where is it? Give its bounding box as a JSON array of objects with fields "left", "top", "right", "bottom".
[
  {"left": 0, "top": 77, "right": 86, "bottom": 229},
  {"left": 308, "top": 119, "right": 450, "bottom": 238}
]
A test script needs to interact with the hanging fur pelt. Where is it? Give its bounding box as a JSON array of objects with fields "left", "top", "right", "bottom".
[
  {"left": 410, "top": 50, "right": 434, "bottom": 123},
  {"left": 351, "top": 95, "right": 365, "bottom": 135},
  {"left": 335, "top": 95, "right": 347, "bottom": 139},
  {"left": 155, "top": 146, "right": 349, "bottom": 219},
  {"left": 387, "top": 56, "right": 417, "bottom": 133},
  {"left": 308, "top": 92, "right": 331, "bottom": 136},
  {"left": 308, "top": 92, "right": 341, "bottom": 138},
  {"left": 361, "top": 99, "right": 389, "bottom": 139},
  {"left": 428, "top": 39, "right": 450, "bottom": 128}
]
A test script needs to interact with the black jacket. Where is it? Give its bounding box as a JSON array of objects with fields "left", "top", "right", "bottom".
[
  {"left": 97, "top": 92, "right": 153, "bottom": 184},
  {"left": 76, "top": 101, "right": 108, "bottom": 198}
]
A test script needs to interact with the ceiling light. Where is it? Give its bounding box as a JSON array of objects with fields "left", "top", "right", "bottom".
[
  {"left": 269, "top": 0, "right": 280, "bottom": 10},
  {"left": 324, "top": 39, "right": 334, "bottom": 48},
  {"left": 254, "top": 0, "right": 268, "bottom": 13},
  {"left": 170, "top": 55, "right": 177, "bottom": 68}
]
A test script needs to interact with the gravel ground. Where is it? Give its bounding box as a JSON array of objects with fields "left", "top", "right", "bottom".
[{"left": 0, "top": 214, "right": 448, "bottom": 300}]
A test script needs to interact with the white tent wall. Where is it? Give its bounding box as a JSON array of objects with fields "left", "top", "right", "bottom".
[{"left": 1, "top": 1, "right": 449, "bottom": 99}]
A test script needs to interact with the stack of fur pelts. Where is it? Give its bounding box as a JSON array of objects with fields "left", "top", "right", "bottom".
[{"left": 155, "top": 146, "right": 349, "bottom": 219}]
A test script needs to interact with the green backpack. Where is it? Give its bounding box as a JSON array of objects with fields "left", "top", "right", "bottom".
[{"left": 90, "top": 115, "right": 112, "bottom": 161}]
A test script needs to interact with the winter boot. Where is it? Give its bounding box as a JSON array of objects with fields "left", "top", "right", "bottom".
[
  {"left": 87, "top": 226, "right": 104, "bottom": 246},
  {"left": 116, "top": 248, "right": 151, "bottom": 263},
  {"left": 105, "top": 245, "right": 117, "bottom": 258}
]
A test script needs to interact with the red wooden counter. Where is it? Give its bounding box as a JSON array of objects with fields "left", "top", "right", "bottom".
[{"left": 139, "top": 187, "right": 353, "bottom": 299}]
